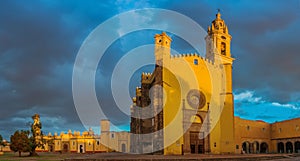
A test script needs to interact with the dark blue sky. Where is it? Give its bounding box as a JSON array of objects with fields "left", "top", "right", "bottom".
[{"left": 0, "top": 0, "right": 300, "bottom": 140}]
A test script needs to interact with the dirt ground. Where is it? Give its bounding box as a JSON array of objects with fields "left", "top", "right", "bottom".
[{"left": 1, "top": 152, "right": 300, "bottom": 161}]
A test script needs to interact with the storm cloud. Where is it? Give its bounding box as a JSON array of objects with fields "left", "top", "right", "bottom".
[{"left": 0, "top": 0, "right": 299, "bottom": 139}]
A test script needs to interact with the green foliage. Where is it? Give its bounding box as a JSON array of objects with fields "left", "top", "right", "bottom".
[
  {"left": 0, "top": 134, "right": 5, "bottom": 152},
  {"left": 9, "top": 114, "right": 46, "bottom": 156},
  {"left": 0, "top": 134, "right": 4, "bottom": 146},
  {"left": 10, "top": 130, "right": 31, "bottom": 156}
]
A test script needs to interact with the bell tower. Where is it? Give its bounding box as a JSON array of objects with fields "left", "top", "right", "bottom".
[
  {"left": 206, "top": 10, "right": 235, "bottom": 93},
  {"left": 205, "top": 10, "right": 233, "bottom": 63},
  {"left": 206, "top": 11, "right": 235, "bottom": 154},
  {"left": 154, "top": 32, "right": 172, "bottom": 66}
]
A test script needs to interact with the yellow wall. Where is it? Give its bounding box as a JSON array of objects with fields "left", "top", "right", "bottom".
[
  {"left": 234, "top": 117, "right": 271, "bottom": 153},
  {"left": 270, "top": 118, "right": 300, "bottom": 153},
  {"left": 234, "top": 117, "right": 300, "bottom": 154},
  {"left": 157, "top": 23, "right": 235, "bottom": 154},
  {"left": 271, "top": 118, "right": 300, "bottom": 139}
]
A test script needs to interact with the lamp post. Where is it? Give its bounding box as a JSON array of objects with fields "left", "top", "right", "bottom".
[{"left": 207, "top": 102, "right": 211, "bottom": 153}]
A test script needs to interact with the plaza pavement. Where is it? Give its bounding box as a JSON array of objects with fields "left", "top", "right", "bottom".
[{"left": 64, "top": 153, "right": 300, "bottom": 161}]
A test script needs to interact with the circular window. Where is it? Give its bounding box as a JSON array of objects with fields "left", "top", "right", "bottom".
[{"left": 186, "top": 89, "right": 206, "bottom": 109}]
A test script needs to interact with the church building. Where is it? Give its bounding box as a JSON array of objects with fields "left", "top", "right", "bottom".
[{"left": 130, "top": 11, "right": 235, "bottom": 155}]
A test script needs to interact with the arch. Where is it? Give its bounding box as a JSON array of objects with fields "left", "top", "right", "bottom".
[
  {"left": 190, "top": 115, "right": 203, "bottom": 124},
  {"left": 253, "top": 141, "right": 259, "bottom": 154},
  {"left": 260, "top": 142, "right": 268, "bottom": 153},
  {"left": 242, "top": 141, "right": 250, "bottom": 154},
  {"left": 48, "top": 145, "right": 53, "bottom": 152},
  {"left": 63, "top": 143, "right": 69, "bottom": 153},
  {"left": 121, "top": 143, "right": 126, "bottom": 153},
  {"left": 79, "top": 144, "right": 84, "bottom": 153},
  {"left": 286, "top": 142, "right": 293, "bottom": 153},
  {"left": 295, "top": 141, "right": 300, "bottom": 153},
  {"left": 277, "top": 142, "right": 284, "bottom": 153}
]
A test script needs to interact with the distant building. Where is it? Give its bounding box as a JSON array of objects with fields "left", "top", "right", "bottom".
[
  {"left": 0, "top": 140, "right": 11, "bottom": 152},
  {"left": 37, "top": 128, "right": 102, "bottom": 153},
  {"left": 35, "top": 120, "right": 130, "bottom": 153}
]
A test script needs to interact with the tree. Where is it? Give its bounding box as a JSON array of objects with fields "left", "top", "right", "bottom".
[
  {"left": 10, "top": 114, "right": 45, "bottom": 157},
  {"left": 10, "top": 130, "right": 31, "bottom": 157},
  {"left": 0, "top": 134, "right": 5, "bottom": 152},
  {"left": 28, "top": 114, "right": 45, "bottom": 156}
]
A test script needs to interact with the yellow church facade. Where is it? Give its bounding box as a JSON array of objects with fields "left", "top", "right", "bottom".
[{"left": 130, "top": 11, "right": 235, "bottom": 155}]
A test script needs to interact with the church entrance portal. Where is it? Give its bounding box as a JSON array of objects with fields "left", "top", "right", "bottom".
[{"left": 190, "top": 131, "right": 204, "bottom": 154}]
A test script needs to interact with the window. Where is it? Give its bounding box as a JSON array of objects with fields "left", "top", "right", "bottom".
[
  {"left": 111, "top": 133, "right": 114, "bottom": 138},
  {"left": 190, "top": 115, "right": 202, "bottom": 124},
  {"left": 73, "top": 141, "right": 75, "bottom": 146},
  {"left": 262, "top": 128, "right": 265, "bottom": 132},
  {"left": 247, "top": 125, "right": 250, "bottom": 130},
  {"left": 236, "top": 145, "right": 239, "bottom": 149},
  {"left": 279, "top": 128, "right": 282, "bottom": 133},
  {"left": 97, "top": 141, "right": 100, "bottom": 145},
  {"left": 221, "top": 42, "right": 226, "bottom": 55},
  {"left": 194, "top": 59, "right": 198, "bottom": 65},
  {"left": 296, "top": 125, "right": 299, "bottom": 131},
  {"left": 151, "top": 118, "right": 154, "bottom": 126}
]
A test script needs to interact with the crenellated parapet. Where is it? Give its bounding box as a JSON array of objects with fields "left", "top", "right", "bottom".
[
  {"left": 170, "top": 53, "right": 216, "bottom": 67},
  {"left": 141, "top": 72, "right": 153, "bottom": 83},
  {"left": 141, "top": 72, "right": 152, "bottom": 80}
]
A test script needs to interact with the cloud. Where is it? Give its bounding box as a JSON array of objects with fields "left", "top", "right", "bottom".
[
  {"left": 234, "top": 91, "right": 262, "bottom": 103},
  {"left": 234, "top": 90, "right": 300, "bottom": 123},
  {"left": 271, "top": 102, "right": 300, "bottom": 110}
]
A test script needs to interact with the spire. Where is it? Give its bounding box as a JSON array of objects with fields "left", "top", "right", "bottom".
[
  {"left": 207, "top": 9, "right": 228, "bottom": 34},
  {"left": 216, "top": 9, "right": 221, "bottom": 19}
]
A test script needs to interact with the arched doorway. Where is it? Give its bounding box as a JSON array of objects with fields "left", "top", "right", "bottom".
[
  {"left": 189, "top": 131, "right": 204, "bottom": 154},
  {"left": 277, "top": 142, "right": 284, "bottom": 153},
  {"left": 286, "top": 142, "right": 293, "bottom": 153},
  {"left": 63, "top": 144, "right": 69, "bottom": 153},
  {"left": 253, "top": 141, "right": 259, "bottom": 154},
  {"left": 79, "top": 144, "right": 84, "bottom": 153},
  {"left": 260, "top": 142, "right": 268, "bottom": 153},
  {"left": 295, "top": 141, "right": 300, "bottom": 153},
  {"left": 242, "top": 142, "right": 250, "bottom": 154},
  {"left": 121, "top": 143, "right": 126, "bottom": 153},
  {"left": 189, "top": 115, "right": 204, "bottom": 154},
  {"left": 48, "top": 145, "right": 53, "bottom": 152}
]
